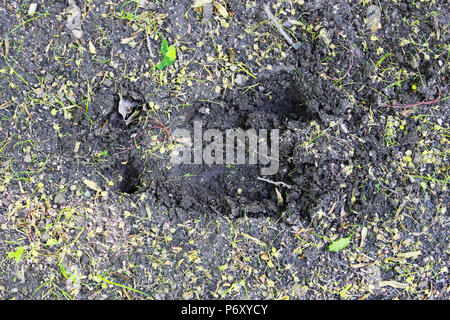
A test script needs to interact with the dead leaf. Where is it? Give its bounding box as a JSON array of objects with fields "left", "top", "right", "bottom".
[
  {"left": 380, "top": 280, "right": 408, "bottom": 289},
  {"left": 240, "top": 232, "right": 266, "bottom": 247},
  {"left": 118, "top": 95, "right": 138, "bottom": 121},
  {"left": 83, "top": 179, "right": 101, "bottom": 192},
  {"left": 360, "top": 226, "right": 368, "bottom": 247},
  {"left": 121, "top": 35, "right": 138, "bottom": 45},
  {"left": 74, "top": 141, "right": 81, "bottom": 153},
  {"left": 397, "top": 251, "right": 421, "bottom": 259},
  {"left": 192, "top": 0, "right": 212, "bottom": 8},
  {"left": 214, "top": 1, "right": 228, "bottom": 18},
  {"left": 275, "top": 187, "right": 283, "bottom": 204}
]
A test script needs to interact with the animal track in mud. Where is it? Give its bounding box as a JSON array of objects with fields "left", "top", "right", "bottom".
[
  {"left": 149, "top": 72, "right": 318, "bottom": 219},
  {"left": 107, "top": 75, "right": 328, "bottom": 220}
]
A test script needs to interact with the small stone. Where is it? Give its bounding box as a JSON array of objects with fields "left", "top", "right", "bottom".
[
  {"left": 366, "top": 5, "right": 381, "bottom": 31},
  {"left": 41, "top": 232, "right": 49, "bottom": 242},
  {"left": 72, "top": 29, "right": 83, "bottom": 39},
  {"left": 103, "top": 78, "right": 113, "bottom": 87},
  {"left": 44, "top": 73, "right": 54, "bottom": 84},
  {"left": 54, "top": 192, "right": 66, "bottom": 205},
  {"left": 28, "top": 3, "right": 37, "bottom": 15},
  {"left": 292, "top": 42, "right": 302, "bottom": 50},
  {"left": 138, "top": 0, "right": 157, "bottom": 10},
  {"left": 202, "top": 3, "right": 213, "bottom": 25},
  {"left": 67, "top": 0, "right": 83, "bottom": 38},
  {"left": 282, "top": 20, "right": 292, "bottom": 28},
  {"left": 24, "top": 154, "right": 31, "bottom": 163},
  {"left": 235, "top": 74, "right": 248, "bottom": 86},
  {"left": 304, "top": 247, "right": 319, "bottom": 261},
  {"left": 198, "top": 107, "right": 210, "bottom": 114},
  {"left": 419, "top": 280, "right": 429, "bottom": 290}
]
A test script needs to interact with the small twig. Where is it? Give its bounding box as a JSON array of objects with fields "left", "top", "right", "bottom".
[
  {"left": 343, "top": 49, "right": 355, "bottom": 78},
  {"left": 145, "top": 27, "right": 153, "bottom": 57},
  {"left": 150, "top": 117, "right": 173, "bottom": 145},
  {"left": 113, "top": 116, "right": 173, "bottom": 156},
  {"left": 263, "top": 4, "right": 301, "bottom": 50},
  {"left": 382, "top": 86, "right": 442, "bottom": 109},
  {"left": 257, "top": 177, "right": 293, "bottom": 189},
  {"left": 322, "top": 49, "right": 354, "bottom": 81},
  {"left": 27, "top": 209, "right": 35, "bottom": 243}
]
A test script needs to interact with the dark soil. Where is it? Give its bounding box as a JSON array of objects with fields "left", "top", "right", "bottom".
[{"left": 0, "top": 0, "right": 448, "bottom": 299}]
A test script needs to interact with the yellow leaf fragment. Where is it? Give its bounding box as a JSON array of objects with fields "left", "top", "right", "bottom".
[
  {"left": 214, "top": 1, "right": 228, "bottom": 18},
  {"left": 397, "top": 251, "right": 421, "bottom": 259},
  {"left": 83, "top": 179, "right": 101, "bottom": 192},
  {"left": 241, "top": 232, "right": 266, "bottom": 247},
  {"left": 121, "top": 35, "right": 138, "bottom": 45},
  {"left": 275, "top": 187, "right": 283, "bottom": 204},
  {"left": 88, "top": 41, "right": 96, "bottom": 55},
  {"left": 380, "top": 280, "right": 408, "bottom": 289}
]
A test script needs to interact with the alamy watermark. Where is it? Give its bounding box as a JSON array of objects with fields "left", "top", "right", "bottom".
[{"left": 170, "top": 121, "right": 279, "bottom": 175}]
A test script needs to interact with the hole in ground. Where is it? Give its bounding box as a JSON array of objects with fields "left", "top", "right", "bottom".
[{"left": 118, "top": 160, "right": 140, "bottom": 194}]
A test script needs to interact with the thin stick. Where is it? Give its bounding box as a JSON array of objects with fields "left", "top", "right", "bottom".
[
  {"left": 257, "top": 177, "right": 293, "bottom": 189},
  {"left": 145, "top": 27, "right": 153, "bottom": 57},
  {"left": 150, "top": 117, "right": 173, "bottom": 145},
  {"left": 27, "top": 209, "right": 35, "bottom": 242},
  {"left": 263, "top": 4, "right": 300, "bottom": 50},
  {"left": 343, "top": 49, "right": 355, "bottom": 78},
  {"left": 322, "top": 49, "right": 354, "bottom": 81},
  {"left": 382, "top": 87, "right": 442, "bottom": 109}
]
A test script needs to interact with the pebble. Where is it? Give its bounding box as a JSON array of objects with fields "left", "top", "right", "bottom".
[
  {"left": 72, "top": 29, "right": 83, "bottom": 39},
  {"left": 202, "top": 3, "right": 213, "bottom": 25},
  {"left": 366, "top": 5, "right": 382, "bottom": 31},
  {"left": 103, "top": 78, "right": 113, "bottom": 87},
  {"left": 138, "top": 0, "right": 157, "bottom": 10},
  {"left": 282, "top": 20, "right": 292, "bottom": 28},
  {"left": 28, "top": 3, "right": 37, "bottom": 15},
  {"left": 54, "top": 191, "right": 66, "bottom": 204},
  {"left": 44, "top": 73, "right": 54, "bottom": 84},
  {"left": 234, "top": 74, "right": 248, "bottom": 86},
  {"left": 67, "top": 0, "right": 83, "bottom": 39},
  {"left": 198, "top": 106, "right": 210, "bottom": 114},
  {"left": 304, "top": 247, "right": 319, "bottom": 261}
]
